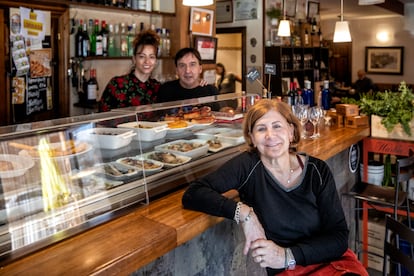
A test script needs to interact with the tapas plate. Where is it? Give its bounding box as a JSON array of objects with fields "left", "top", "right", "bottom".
[
  {"left": 143, "top": 151, "right": 192, "bottom": 168},
  {"left": 116, "top": 156, "right": 164, "bottom": 173},
  {"left": 0, "top": 154, "right": 35, "bottom": 179},
  {"left": 94, "top": 162, "right": 140, "bottom": 180},
  {"left": 19, "top": 141, "right": 92, "bottom": 160},
  {"left": 203, "top": 139, "right": 233, "bottom": 153},
  {"left": 154, "top": 139, "right": 209, "bottom": 159},
  {"left": 216, "top": 130, "right": 245, "bottom": 146}
]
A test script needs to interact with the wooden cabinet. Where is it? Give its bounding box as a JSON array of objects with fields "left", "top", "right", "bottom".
[{"left": 264, "top": 46, "right": 329, "bottom": 96}]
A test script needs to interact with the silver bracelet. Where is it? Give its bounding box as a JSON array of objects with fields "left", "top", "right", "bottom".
[
  {"left": 234, "top": 202, "right": 243, "bottom": 224},
  {"left": 241, "top": 207, "right": 254, "bottom": 224}
]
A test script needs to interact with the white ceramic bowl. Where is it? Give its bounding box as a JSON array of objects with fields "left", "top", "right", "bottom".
[
  {"left": 194, "top": 127, "right": 235, "bottom": 140},
  {"left": 216, "top": 130, "right": 245, "bottom": 146},
  {"left": 76, "top": 127, "right": 135, "bottom": 150},
  {"left": 117, "top": 121, "right": 168, "bottom": 142}
]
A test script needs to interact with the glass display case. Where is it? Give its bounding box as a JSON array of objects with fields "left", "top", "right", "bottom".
[{"left": 0, "top": 93, "right": 257, "bottom": 265}]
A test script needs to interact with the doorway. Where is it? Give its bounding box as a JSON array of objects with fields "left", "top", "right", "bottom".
[{"left": 216, "top": 27, "right": 246, "bottom": 92}]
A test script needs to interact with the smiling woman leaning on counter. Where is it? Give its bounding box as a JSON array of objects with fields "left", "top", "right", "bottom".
[{"left": 182, "top": 99, "right": 368, "bottom": 275}]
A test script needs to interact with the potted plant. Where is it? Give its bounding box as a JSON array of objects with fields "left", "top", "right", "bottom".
[
  {"left": 266, "top": 6, "right": 282, "bottom": 26},
  {"left": 358, "top": 81, "right": 414, "bottom": 139}
]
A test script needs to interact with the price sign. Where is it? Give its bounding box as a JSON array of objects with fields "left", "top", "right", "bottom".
[
  {"left": 246, "top": 67, "right": 260, "bottom": 82},
  {"left": 264, "top": 63, "right": 276, "bottom": 75}
]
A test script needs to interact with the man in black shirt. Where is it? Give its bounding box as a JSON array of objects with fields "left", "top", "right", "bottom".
[
  {"left": 157, "top": 48, "right": 218, "bottom": 103},
  {"left": 350, "top": 69, "right": 377, "bottom": 100}
]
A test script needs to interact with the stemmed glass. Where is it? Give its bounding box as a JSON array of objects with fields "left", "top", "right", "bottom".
[
  {"left": 309, "top": 106, "right": 323, "bottom": 138},
  {"left": 292, "top": 105, "right": 309, "bottom": 139}
]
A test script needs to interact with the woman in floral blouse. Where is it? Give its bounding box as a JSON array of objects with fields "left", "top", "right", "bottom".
[{"left": 98, "top": 30, "right": 161, "bottom": 112}]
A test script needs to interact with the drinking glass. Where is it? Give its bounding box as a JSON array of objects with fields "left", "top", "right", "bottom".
[
  {"left": 309, "top": 106, "right": 323, "bottom": 138},
  {"left": 292, "top": 105, "right": 309, "bottom": 139}
]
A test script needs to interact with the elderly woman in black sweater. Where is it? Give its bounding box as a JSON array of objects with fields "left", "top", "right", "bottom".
[{"left": 182, "top": 99, "right": 367, "bottom": 275}]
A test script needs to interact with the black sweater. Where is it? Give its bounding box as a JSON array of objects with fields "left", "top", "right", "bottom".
[{"left": 182, "top": 151, "right": 349, "bottom": 275}]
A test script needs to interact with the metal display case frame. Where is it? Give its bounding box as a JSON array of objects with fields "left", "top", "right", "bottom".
[{"left": 0, "top": 93, "right": 251, "bottom": 265}]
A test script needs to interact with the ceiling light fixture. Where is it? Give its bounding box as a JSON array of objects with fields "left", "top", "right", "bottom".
[
  {"left": 182, "top": 0, "right": 213, "bottom": 6},
  {"left": 358, "top": 0, "right": 385, "bottom": 5},
  {"left": 333, "top": 0, "right": 352, "bottom": 42},
  {"left": 278, "top": 0, "right": 291, "bottom": 37}
]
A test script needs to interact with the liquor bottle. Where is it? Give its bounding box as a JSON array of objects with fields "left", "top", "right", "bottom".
[
  {"left": 288, "top": 82, "right": 296, "bottom": 106},
  {"left": 95, "top": 20, "right": 103, "bottom": 56},
  {"left": 296, "top": 89, "right": 304, "bottom": 106},
  {"left": 114, "top": 23, "right": 121, "bottom": 56},
  {"left": 304, "top": 29, "right": 309, "bottom": 47},
  {"left": 120, "top": 22, "right": 128, "bottom": 56},
  {"left": 311, "top": 17, "right": 317, "bottom": 34},
  {"left": 162, "top": 28, "right": 171, "bottom": 57},
  {"left": 303, "top": 80, "right": 314, "bottom": 107},
  {"left": 101, "top": 20, "right": 109, "bottom": 56},
  {"left": 127, "top": 23, "right": 136, "bottom": 56},
  {"left": 321, "top": 80, "right": 330, "bottom": 110},
  {"left": 108, "top": 24, "right": 116, "bottom": 57},
  {"left": 87, "top": 68, "right": 98, "bottom": 103},
  {"left": 81, "top": 21, "right": 90, "bottom": 57},
  {"left": 89, "top": 19, "right": 99, "bottom": 56},
  {"left": 156, "top": 28, "right": 163, "bottom": 57},
  {"left": 75, "top": 19, "right": 84, "bottom": 57}
]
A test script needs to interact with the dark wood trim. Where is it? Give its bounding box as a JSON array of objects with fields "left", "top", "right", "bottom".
[
  {"left": 376, "top": 0, "right": 404, "bottom": 16},
  {"left": 216, "top": 27, "right": 247, "bottom": 92},
  {"left": 0, "top": 8, "right": 7, "bottom": 126}
]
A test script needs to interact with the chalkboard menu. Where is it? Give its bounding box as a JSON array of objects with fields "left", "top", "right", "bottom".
[{"left": 26, "top": 76, "right": 47, "bottom": 115}]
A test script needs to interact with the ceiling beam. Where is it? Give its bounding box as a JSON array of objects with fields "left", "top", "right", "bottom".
[{"left": 376, "top": 0, "right": 404, "bottom": 15}]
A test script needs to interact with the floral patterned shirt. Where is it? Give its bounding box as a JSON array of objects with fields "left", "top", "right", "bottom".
[{"left": 98, "top": 72, "right": 160, "bottom": 112}]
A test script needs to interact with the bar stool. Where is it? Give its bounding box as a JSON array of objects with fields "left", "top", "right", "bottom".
[{"left": 347, "top": 154, "right": 414, "bottom": 266}]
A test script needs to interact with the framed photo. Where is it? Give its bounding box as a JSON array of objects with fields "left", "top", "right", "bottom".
[
  {"left": 234, "top": 0, "right": 258, "bottom": 21},
  {"left": 190, "top": 7, "right": 214, "bottom": 36},
  {"left": 285, "top": 0, "right": 297, "bottom": 18},
  {"left": 216, "top": 1, "right": 233, "bottom": 23},
  {"left": 194, "top": 35, "right": 217, "bottom": 64},
  {"left": 307, "top": 1, "right": 319, "bottom": 19},
  {"left": 365, "top": 46, "right": 404, "bottom": 75}
]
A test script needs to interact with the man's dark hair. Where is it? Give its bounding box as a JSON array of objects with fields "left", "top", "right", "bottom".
[{"left": 174, "top": 47, "right": 203, "bottom": 66}]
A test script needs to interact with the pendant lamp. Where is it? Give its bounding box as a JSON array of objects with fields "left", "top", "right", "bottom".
[
  {"left": 358, "top": 0, "right": 385, "bottom": 5},
  {"left": 278, "top": 0, "right": 291, "bottom": 37},
  {"left": 333, "top": 0, "right": 352, "bottom": 42},
  {"left": 183, "top": 0, "right": 213, "bottom": 6}
]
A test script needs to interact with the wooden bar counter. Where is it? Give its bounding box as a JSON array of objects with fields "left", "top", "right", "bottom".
[{"left": 0, "top": 126, "right": 370, "bottom": 275}]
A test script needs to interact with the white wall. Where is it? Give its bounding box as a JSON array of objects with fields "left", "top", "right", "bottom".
[{"left": 321, "top": 14, "right": 414, "bottom": 86}]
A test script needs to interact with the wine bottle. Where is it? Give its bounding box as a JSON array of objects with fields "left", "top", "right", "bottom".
[
  {"left": 288, "top": 82, "right": 295, "bottom": 106},
  {"left": 81, "top": 21, "right": 90, "bottom": 57},
  {"left": 90, "top": 19, "right": 99, "bottom": 56},
  {"left": 120, "top": 22, "right": 128, "bottom": 56},
  {"left": 101, "top": 20, "right": 109, "bottom": 56},
  {"left": 75, "top": 19, "right": 83, "bottom": 57},
  {"left": 95, "top": 20, "right": 103, "bottom": 56},
  {"left": 87, "top": 68, "right": 98, "bottom": 103}
]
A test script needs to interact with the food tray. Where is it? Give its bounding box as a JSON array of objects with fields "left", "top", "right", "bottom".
[
  {"left": 143, "top": 151, "right": 192, "bottom": 168},
  {"left": 94, "top": 162, "right": 140, "bottom": 180},
  {"left": 0, "top": 154, "right": 35, "bottom": 179},
  {"left": 165, "top": 121, "right": 194, "bottom": 135},
  {"left": 76, "top": 127, "right": 135, "bottom": 150},
  {"left": 194, "top": 127, "right": 235, "bottom": 140},
  {"left": 203, "top": 139, "right": 233, "bottom": 153},
  {"left": 154, "top": 139, "right": 209, "bottom": 159},
  {"left": 216, "top": 130, "right": 245, "bottom": 146},
  {"left": 117, "top": 121, "right": 168, "bottom": 142},
  {"left": 116, "top": 156, "right": 164, "bottom": 173}
]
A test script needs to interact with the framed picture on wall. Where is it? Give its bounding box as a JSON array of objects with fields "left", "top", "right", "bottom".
[
  {"left": 190, "top": 7, "right": 214, "bottom": 36},
  {"left": 194, "top": 35, "right": 218, "bottom": 64},
  {"left": 365, "top": 46, "right": 404, "bottom": 75},
  {"left": 307, "top": 1, "right": 319, "bottom": 19},
  {"left": 285, "top": 0, "right": 297, "bottom": 18},
  {"left": 216, "top": 0, "right": 233, "bottom": 23}
]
